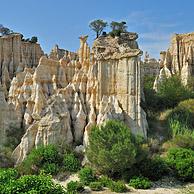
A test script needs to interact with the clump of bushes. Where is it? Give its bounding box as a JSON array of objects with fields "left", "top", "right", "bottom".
[
  {"left": 166, "top": 147, "right": 194, "bottom": 181},
  {"left": 18, "top": 144, "right": 62, "bottom": 175},
  {"left": 0, "top": 169, "right": 65, "bottom": 194},
  {"left": 138, "top": 156, "right": 168, "bottom": 181},
  {"left": 63, "top": 153, "right": 81, "bottom": 172},
  {"left": 89, "top": 181, "right": 103, "bottom": 191},
  {"left": 98, "top": 175, "right": 113, "bottom": 187},
  {"left": 79, "top": 167, "right": 96, "bottom": 186},
  {"left": 109, "top": 180, "right": 127, "bottom": 193},
  {"left": 66, "top": 181, "right": 84, "bottom": 193},
  {"left": 86, "top": 120, "right": 138, "bottom": 176},
  {"left": 129, "top": 176, "right": 152, "bottom": 189},
  {"left": 18, "top": 144, "right": 81, "bottom": 176}
]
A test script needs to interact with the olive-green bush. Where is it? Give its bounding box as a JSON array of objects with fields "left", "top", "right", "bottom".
[
  {"left": 86, "top": 120, "right": 138, "bottom": 176},
  {"left": 166, "top": 148, "right": 194, "bottom": 181},
  {"left": 89, "top": 181, "right": 103, "bottom": 191},
  {"left": 18, "top": 144, "right": 63, "bottom": 175},
  {"left": 79, "top": 167, "right": 96, "bottom": 186},
  {"left": 63, "top": 153, "right": 81, "bottom": 172},
  {"left": 0, "top": 169, "right": 65, "bottom": 194},
  {"left": 66, "top": 181, "right": 84, "bottom": 193},
  {"left": 129, "top": 176, "right": 152, "bottom": 189},
  {"left": 109, "top": 181, "right": 127, "bottom": 193}
]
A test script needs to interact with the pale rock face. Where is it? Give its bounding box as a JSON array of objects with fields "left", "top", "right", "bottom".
[
  {"left": 8, "top": 33, "right": 148, "bottom": 164},
  {"left": 0, "top": 34, "right": 43, "bottom": 92},
  {"left": 154, "top": 32, "right": 194, "bottom": 89}
]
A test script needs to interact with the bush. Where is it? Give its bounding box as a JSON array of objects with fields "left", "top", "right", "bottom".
[
  {"left": 19, "top": 144, "right": 63, "bottom": 175},
  {"left": 66, "top": 181, "right": 84, "bottom": 193},
  {"left": 89, "top": 181, "right": 103, "bottom": 191},
  {"left": 0, "top": 168, "right": 19, "bottom": 184},
  {"left": 98, "top": 175, "right": 113, "bottom": 187},
  {"left": 157, "top": 76, "right": 194, "bottom": 109},
  {"left": 79, "top": 167, "right": 96, "bottom": 186},
  {"left": 42, "top": 163, "right": 59, "bottom": 175},
  {"left": 138, "top": 156, "right": 168, "bottom": 181},
  {"left": 63, "top": 153, "right": 81, "bottom": 172},
  {"left": 129, "top": 176, "right": 152, "bottom": 189},
  {"left": 1, "top": 173, "right": 65, "bottom": 194},
  {"left": 86, "top": 120, "right": 138, "bottom": 176},
  {"left": 109, "top": 181, "right": 127, "bottom": 193},
  {"left": 166, "top": 148, "right": 194, "bottom": 181}
]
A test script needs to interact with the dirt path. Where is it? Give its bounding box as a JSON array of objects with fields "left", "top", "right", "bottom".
[{"left": 54, "top": 175, "right": 194, "bottom": 194}]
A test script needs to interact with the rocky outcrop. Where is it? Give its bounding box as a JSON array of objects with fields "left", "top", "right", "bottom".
[
  {"left": 0, "top": 33, "right": 43, "bottom": 92},
  {"left": 154, "top": 32, "right": 194, "bottom": 89},
  {"left": 142, "top": 52, "right": 160, "bottom": 76},
  {"left": 8, "top": 33, "right": 148, "bottom": 164}
]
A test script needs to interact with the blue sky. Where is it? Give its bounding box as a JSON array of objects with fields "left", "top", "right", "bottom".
[{"left": 0, "top": 0, "right": 194, "bottom": 58}]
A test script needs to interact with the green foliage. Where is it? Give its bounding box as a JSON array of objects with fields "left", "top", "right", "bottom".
[
  {"left": 89, "top": 181, "right": 103, "bottom": 191},
  {"left": 157, "top": 76, "right": 194, "bottom": 109},
  {"left": 0, "top": 24, "right": 12, "bottom": 36},
  {"left": 1, "top": 173, "right": 65, "bottom": 194},
  {"left": 166, "top": 148, "right": 194, "bottom": 181},
  {"left": 86, "top": 120, "right": 138, "bottom": 176},
  {"left": 42, "top": 163, "right": 59, "bottom": 175},
  {"left": 109, "top": 181, "right": 127, "bottom": 193},
  {"left": 109, "top": 21, "right": 127, "bottom": 37},
  {"left": 129, "top": 176, "right": 152, "bottom": 189},
  {"left": 89, "top": 19, "right": 108, "bottom": 38},
  {"left": 79, "top": 167, "right": 96, "bottom": 186},
  {"left": 98, "top": 175, "right": 113, "bottom": 187},
  {"left": 19, "top": 144, "right": 63, "bottom": 175},
  {"left": 63, "top": 153, "right": 81, "bottom": 172},
  {"left": 30, "top": 36, "right": 38, "bottom": 43},
  {"left": 0, "top": 168, "right": 18, "bottom": 184},
  {"left": 138, "top": 156, "right": 168, "bottom": 181},
  {"left": 66, "top": 181, "right": 84, "bottom": 193}
]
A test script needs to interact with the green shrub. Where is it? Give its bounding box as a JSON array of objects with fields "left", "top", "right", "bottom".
[
  {"left": 19, "top": 144, "right": 63, "bottom": 175},
  {"left": 0, "top": 168, "right": 19, "bottom": 184},
  {"left": 63, "top": 153, "right": 80, "bottom": 172},
  {"left": 42, "top": 163, "right": 59, "bottom": 175},
  {"left": 129, "top": 176, "right": 152, "bottom": 189},
  {"left": 1, "top": 174, "right": 65, "bottom": 194},
  {"left": 79, "top": 167, "right": 96, "bottom": 186},
  {"left": 109, "top": 181, "right": 127, "bottom": 193},
  {"left": 89, "top": 181, "right": 103, "bottom": 191},
  {"left": 86, "top": 120, "right": 138, "bottom": 176},
  {"left": 157, "top": 76, "right": 194, "bottom": 109},
  {"left": 98, "top": 175, "right": 113, "bottom": 187},
  {"left": 172, "top": 134, "right": 194, "bottom": 149},
  {"left": 138, "top": 156, "right": 168, "bottom": 181},
  {"left": 66, "top": 181, "right": 84, "bottom": 193},
  {"left": 166, "top": 148, "right": 194, "bottom": 181}
]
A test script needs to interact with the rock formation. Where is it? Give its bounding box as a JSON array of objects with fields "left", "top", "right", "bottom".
[
  {"left": 154, "top": 32, "right": 194, "bottom": 89},
  {"left": 0, "top": 32, "right": 147, "bottom": 164},
  {"left": 142, "top": 51, "right": 160, "bottom": 76},
  {"left": 0, "top": 33, "right": 43, "bottom": 93}
]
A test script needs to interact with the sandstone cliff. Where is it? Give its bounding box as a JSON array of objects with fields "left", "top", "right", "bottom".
[
  {"left": 154, "top": 32, "right": 194, "bottom": 89},
  {"left": 0, "top": 33, "right": 43, "bottom": 93},
  {"left": 1, "top": 33, "right": 148, "bottom": 164}
]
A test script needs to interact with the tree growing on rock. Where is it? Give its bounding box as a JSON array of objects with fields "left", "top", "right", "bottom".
[
  {"left": 30, "top": 36, "right": 38, "bottom": 43},
  {"left": 109, "top": 21, "right": 127, "bottom": 37},
  {"left": 0, "top": 24, "right": 12, "bottom": 36},
  {"left": 89, "top": 19, "right": 108, "bottom": 38}
]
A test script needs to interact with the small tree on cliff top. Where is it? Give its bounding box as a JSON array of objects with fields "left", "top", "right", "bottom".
[
  {"left": 0, "top": 24, "right": 12, "bottom": 36},
  {"left": 89, "top": 19, "right": 108, "bottom": 38}
]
